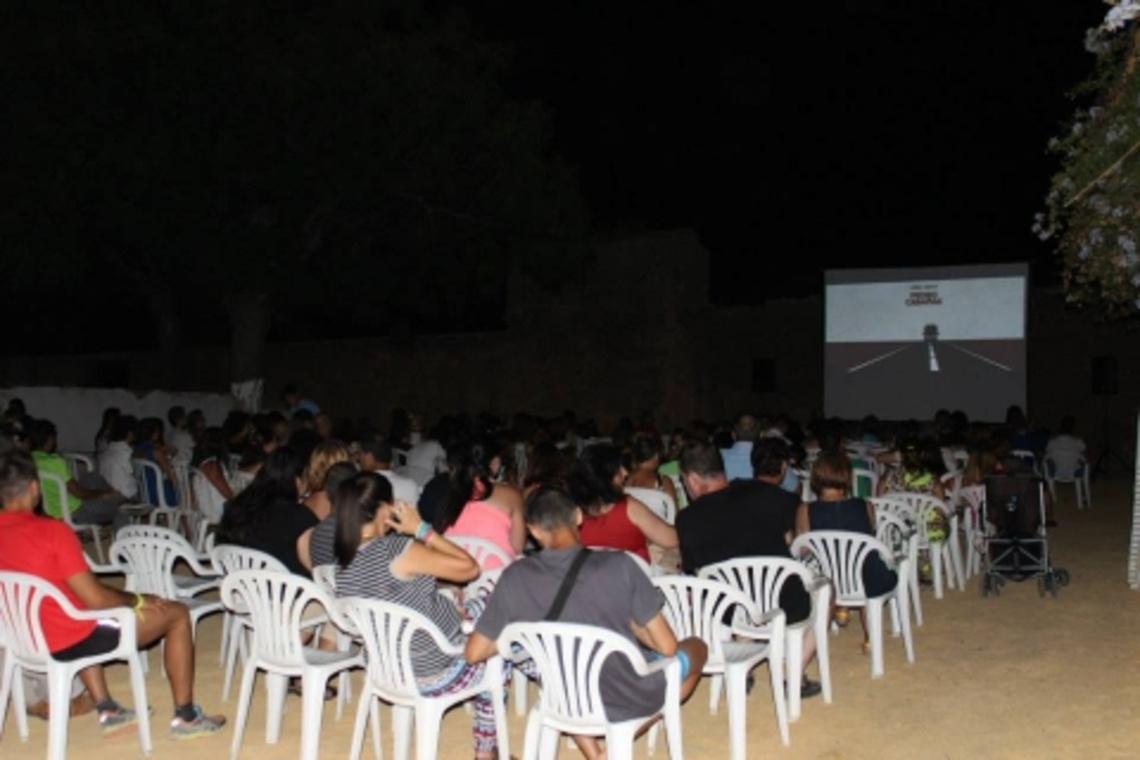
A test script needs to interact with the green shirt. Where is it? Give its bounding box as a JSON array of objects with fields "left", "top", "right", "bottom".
[{"left": 32, "top": 451, "right": 80, "bottom": 518}]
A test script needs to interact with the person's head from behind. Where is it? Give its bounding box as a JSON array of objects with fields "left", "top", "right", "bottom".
[
  {"left": 168, "top": 405, "right": 187, "bottom": 430},
  {"left": 282, "top": 384, "right": 302, "bottom": 409},
  {"left": 1059, "top": 415, "right": 1077, "bottom": 436},
  {"left": 187, "top": 409, "right": 206, "bottom": 434},
  {"left": 1005, "top": 405, "right": 1027, "bottom": 431},
  {"left": 567, "top": 443, "right": 625, "bottom": 514},
  {"left": 355, "top": 428, "right": 393, "bottom": 471},
  {"left": 433, "top": 435, "right": 501, "bottom": 532},
  {"left": 315, "top": 412, "right": 334, "bottom": 440},
  {"left": 630, "top": 433, "right": 663, "bottom": 471},
  {"left": 733, "top": 413, "right": 759, "bottom": 443},
  {"left": 333, "top": 472, "right": 395, "bottom": 567},
  {"left": 194, "top": 426, "right": 228, "bottom": 466},
  {"left": 678, "top": 439, "right": 726, "bottom": 500},
  {"left": 109, "top": 415, "right": 137, "bottom": 444},
  {"left": 751, "top": 437, "right": 791, "bottom": 482},
  {"left": 522, "top": 440, "right": 569, "bottom": 490},
  {"left": 138, "top": 417, "right": 165, "bottom": 445},
  {"left": 524, "top": 484, "right": 582, "bottom": 548},
  {"left": 28, "top": 418, "right": 58, "bottom": 453},
  {"left": 99, "top": 407, "right": 121, "bottom": 433},
  {"left": 0, "top": 448, "right": 39, "bottom": 512},
  {"left": 810, "top": 450, "right": 851, "bottom": 497},
  {"left": 248, "top": 446, "right": 305, "bottom": 502},
  {"left": 323, "top": 462, "right": 359, "bottom": 508},
  {"left": 304, "top": 440, "right": 352, "bottom": 494},
  {"left": 5, "top": 398, "right": 26, "bottom": 420}
]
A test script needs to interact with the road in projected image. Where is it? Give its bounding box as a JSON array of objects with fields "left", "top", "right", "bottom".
[{"left": 824, "top": 338, "right": 1024, "bottom": 421}]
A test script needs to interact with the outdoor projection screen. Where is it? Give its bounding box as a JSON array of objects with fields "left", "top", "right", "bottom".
[{"left": 824, "top": 264, "right": 1028, "bottom": 422}]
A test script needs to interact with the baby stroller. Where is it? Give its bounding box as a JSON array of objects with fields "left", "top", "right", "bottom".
[{"left": 980, "top": 472, "right": 1070, "bottom": 597}]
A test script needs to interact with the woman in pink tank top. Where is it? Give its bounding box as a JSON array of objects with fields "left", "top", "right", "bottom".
[
  {"left": 435, "top": 437, "right": 526, "bottom": 570},
  {"left": 569, "top": 443, "right": 678, "bottom": 563}
]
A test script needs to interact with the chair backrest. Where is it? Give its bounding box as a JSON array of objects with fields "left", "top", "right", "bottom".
[
  {"left": 652, "top": 575, "right": 769, "bottom": 663},
  {"left": 789, "top": 531, "right": 893, "bottom": 602},
  {"left": 466, "top": 566, "right": 505, "bottom": 601},
  {"left": 1044, "top": 452, "right": 1085, "bottom": 481},
  {"left": 61, "top": 453, "right": 94, "bottom": 480},
  {"left": 877, "top": 491, "right": 950, "bottom": 524},
  {"left": 959, "top": 484, "right": 986, "bottom": 512},
  {"left": 0, "top": 571, "right": 72, "bottom": 666},
  {"left": 211, "top": 544, "right": 289, "bottom": 575},
  {"left": 867, "top": 496, "right": 917, "bottom": 526},
  {"left": 446, "top": 535, "right": 514, "bottom": 571},
  {"left": 311, "top": 563, "right": 337, "bottom": 595},
  {"left": 874, "top": 512, "right": 915, "bottom": 557},
  {"left": 940, "top": 470, "right": 963, "bottom": 506},
  {"left": 109, "top": 529, "right": 202, "bottom": 598},
  {"left": 698, "top": 556, "right": 814, "bottom": 618},
  {"left": 335, "top": 595, "right": 459, "bottom": 702},
  {"left": 623, "top": 487, "right": 676, "bottom": 525},
  {"left": 35, "top": 470, "right": 76, "bottom": 527},
  {"left": 132, "top": 458, "right": 176, "bottom": 509},
  {"left": 496, "top": 621, "right": 654, "bottom": 726},
  {"left": 221, "top": 570, "right": 337, "bottom": 670},
  {"left": 392, "top": 448, "right": 410, "bottom": 468}
]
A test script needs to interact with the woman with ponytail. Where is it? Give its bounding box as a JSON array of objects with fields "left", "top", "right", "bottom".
[
  {"left": 334, "top": 472, "right": 509, "bottom": 760},
  {"left": 432, "top": 437, "right": 526, "bottom": 569}
]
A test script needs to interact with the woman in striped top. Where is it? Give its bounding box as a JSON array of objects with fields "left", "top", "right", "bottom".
[{"left": 333, "top": 473, "right": 506, "bottom": 759}]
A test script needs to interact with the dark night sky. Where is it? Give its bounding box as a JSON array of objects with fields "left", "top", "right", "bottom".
[
  {"left": 456, "top": 0, "right": 1106, "bottom": 301},
  {"left": 3, "top": 1, "right": 1111, "bottom": 353}
]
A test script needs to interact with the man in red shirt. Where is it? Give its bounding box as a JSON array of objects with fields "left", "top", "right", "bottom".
[{"left": 0, "top": 448, "right": 225, "bottom": 740}]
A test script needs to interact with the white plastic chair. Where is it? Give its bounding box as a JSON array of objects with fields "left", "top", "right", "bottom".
[
  {"left": 623, "top": 487, "right": 676, "bottom": 525},
  {"left": 445, "top": 535, "right": 514, "bottom": 571},
  {"left": 36, "top": 470, "right": 106, "bottom": 565},
  {"left": 851, "top": 467, "right": 879, "bottom": 499},
  {"left": 132, "top": 458, "right": 184, "bottom": 533},
  {"left": 1044, "top": 454, "right": 1091, "bottom": 509},
  {"left": 310, "top": 564, "right": 355, "bottom": 711},
  {"left": 874, "top": 511, "right": 923, "bottom": 627},
  {"left": 108, "top": 526, "right": 222, "bottom": 673},
  {"left": 210, "top": 545, "right": 289, "bottom": 701},
  {"left": 878, "top": 491, "right": 964, "bottom": 597},
  {"left": 0, "top": 571, "right": 152, "bottom": 760},
  {"left": 223, "top": 570, "right": 362, "bottom": 760},
  {"left": 699, "top": 557, "right": 833, "bottom": 722},
  {"left": 958, "top": 485, "right": 987, "bottom": 577},
  {"left": 336, "top": 596, "right": 509, "bottom": 760},
  {"left": 654, "top": 576, "right": 787, "bottom": 757},
  {"left": 60, "top": 453, "right": 94, "bottom": 480},
  {"left": 497, "top": 621, "right": 681, "bottom": 760},
  {"left": 790, "top": 531, "right": 914, "bottom": 679}
]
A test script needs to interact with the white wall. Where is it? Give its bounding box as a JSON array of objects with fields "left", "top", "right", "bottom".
[{"left": 1, "top": 386, "right": 236, "bottom": 454}]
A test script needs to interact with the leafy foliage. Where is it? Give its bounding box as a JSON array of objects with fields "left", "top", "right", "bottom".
[{"left": 1038, "top": 11, "right": 1140, "bottom": 318}]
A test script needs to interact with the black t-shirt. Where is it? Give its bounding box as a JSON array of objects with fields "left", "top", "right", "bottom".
[
  {"left": 237, "top": 499, "right": 320, "bottom": 577},
  {"left": 676, "top": 479, "right": 800, "bottom": 575}
]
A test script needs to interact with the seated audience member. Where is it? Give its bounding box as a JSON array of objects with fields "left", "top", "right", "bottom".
[
  {"left": 464, "top": 485, "right": 708, "bottom": 760},
  {"left": 568, "top": 442, "right": 678, "bottom": 565},
  {"left": 191, "top": 427, "right": 235, "bottom": 526},
  {"left": 720, "top": 413, "right": 760, "bottom": 482},
  {"left": 29, "top": 418, "right": 128, "bottom": 530},
  {"left": 300, "top": 441, "right": 352, "bottom": 521},
  {"left": 332, "top": 474, "right": 497, "bottom": 758},
  {"left": 404, "top": 431, "right": 448, "bottom": 488},
  {"left": 282, "top": 384, "right": 320, "bottom": 419},
  {"left": 165, "top": 406, "right": 195, "bottom": 466},
  {"left": 297, "top": 462, "right": 359, "bottom": 571},
  {"left": 433, "top": 436, "right": 527, "bottom": 569},
  {"left": 93, "top": 407, "right": 121, "bottom": 457},
  {"left": 0, "top": 448, "right": 225, "bottom": 738},
  {"left": 355, "top": 428, "right": 420, "bottom": 504},
  {"left": 625, "top": 433, "right": 679, "bottom": 509},
  {"left": 795, "top": 450, "right": 898, "bottom": 652},
  {"left": 1045, "top": 416, "right": 1087, "bottom": 476},
  {"left": 675, "top": 438, "right": 819, "bottom": 696},
  {"left": 216, "top": 447, "right": 317, "bottom": 577},
  {"left": 134, "top": 417, "right": 179, "bottom": 505},
  {"left": 98, "top": 415, "right": 139, "bottom": 501}
]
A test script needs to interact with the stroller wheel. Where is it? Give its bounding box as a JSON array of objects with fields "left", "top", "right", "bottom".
[{"left": 1056, "top": 569, "right": 1071, "bottom": 587}]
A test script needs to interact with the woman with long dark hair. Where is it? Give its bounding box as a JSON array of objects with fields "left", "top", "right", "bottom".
[
  {"left": 432, "top": 437, "right": 526, "bottom": 569},
  {"left": 191, "top": 426, "right": 234, "bottom": 526},
  {"left": 332, "top": 473, "right": 504, "bottom": 759},
  {"left": 569, "top": 442, "right": 678, "bottom": 562},
  {"left": 216, "top": 447, "right": 317, "bottom": 576}
]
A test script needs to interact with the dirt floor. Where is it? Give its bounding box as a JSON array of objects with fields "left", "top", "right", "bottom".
[{"left": 3, "top": 475, "right": 1139, "bottom": 759}]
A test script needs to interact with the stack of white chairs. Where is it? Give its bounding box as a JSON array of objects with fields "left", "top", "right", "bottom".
[{"left": 878, "top": 491, "right": 964, "bottom": 598}]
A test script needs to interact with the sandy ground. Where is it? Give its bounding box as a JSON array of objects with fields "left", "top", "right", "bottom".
[{"left": 3, "top": 476, "right": 1139, "bottom": 760}]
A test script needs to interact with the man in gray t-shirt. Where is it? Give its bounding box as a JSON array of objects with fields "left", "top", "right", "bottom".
[{"left": 465, "top": 486, "right": 707, "bottom": 760}]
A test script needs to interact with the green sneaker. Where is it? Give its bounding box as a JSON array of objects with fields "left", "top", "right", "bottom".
[
  {"left": 170, "top": 705, "right": 226, "bottom": 740},
  {"left": 98, "top": 704, "right": 138, "bottom": 737}
]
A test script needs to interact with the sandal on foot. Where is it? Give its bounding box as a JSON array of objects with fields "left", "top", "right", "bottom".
[{"left": 834, "top": 608, "right": 850, "bottom": 627}]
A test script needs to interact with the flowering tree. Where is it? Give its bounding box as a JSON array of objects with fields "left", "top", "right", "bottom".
[{"left": 1037, "top": 1, "right": 1140, "bottom": 317}]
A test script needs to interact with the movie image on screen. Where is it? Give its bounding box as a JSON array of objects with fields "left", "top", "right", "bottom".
[{"left": 824, "top": 264, "right": 1028, "bottom": 422}]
